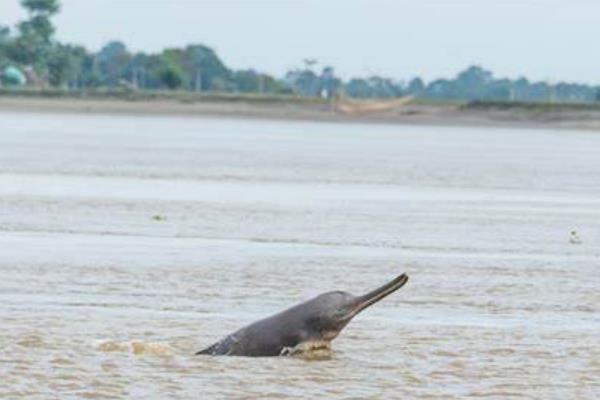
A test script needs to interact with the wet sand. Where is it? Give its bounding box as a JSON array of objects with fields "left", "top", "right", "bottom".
[{"left": 0, "top": 111, "right": 599, "bottom": 398}]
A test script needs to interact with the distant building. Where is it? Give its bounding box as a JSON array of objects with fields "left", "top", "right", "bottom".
[{"left": 1, "top": 66, "right": 27, "bottom": 86}]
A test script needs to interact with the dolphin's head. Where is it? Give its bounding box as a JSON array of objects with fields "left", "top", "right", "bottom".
[{"left": 305, "top": 273, "right": 409, "bottom": 341}]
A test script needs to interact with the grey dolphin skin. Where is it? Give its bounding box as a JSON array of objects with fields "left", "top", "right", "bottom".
[{"left": 196, "top": 273, "right": 409, "bottom": 357}]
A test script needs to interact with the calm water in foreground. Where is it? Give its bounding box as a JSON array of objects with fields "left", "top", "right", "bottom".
[{"left": 0, "top": 112, "right": 599, "bottom": 399}]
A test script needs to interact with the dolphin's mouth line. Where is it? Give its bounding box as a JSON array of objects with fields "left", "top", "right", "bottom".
[{"left": 347, "top": 273, "right": 409, "bottom": 318}]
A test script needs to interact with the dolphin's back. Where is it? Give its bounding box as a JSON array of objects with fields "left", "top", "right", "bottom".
[{"left": 195, "top": 301, "right": 313, "bottom": 356}]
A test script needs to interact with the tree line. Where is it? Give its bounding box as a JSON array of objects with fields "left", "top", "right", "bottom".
[{"left": 1, "top": 0, "right": 598, "bottom": 103}]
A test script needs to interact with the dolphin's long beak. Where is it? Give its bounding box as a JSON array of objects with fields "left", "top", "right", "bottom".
[{"left": 349, "top": 273, "right": 409, "bottom": 317}]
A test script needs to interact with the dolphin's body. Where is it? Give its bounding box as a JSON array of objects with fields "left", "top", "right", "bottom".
[{"left": 196, "top": 273, "right": 409, "bottom": 357}]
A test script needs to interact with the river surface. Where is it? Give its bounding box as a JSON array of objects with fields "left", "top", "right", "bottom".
[{"left": 0, "top": 111, "right": 599, "bottom": 399}]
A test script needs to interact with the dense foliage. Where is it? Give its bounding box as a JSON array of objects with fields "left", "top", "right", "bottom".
[{"left": 1, "top": 0, "right": 599, "bottom": 102}]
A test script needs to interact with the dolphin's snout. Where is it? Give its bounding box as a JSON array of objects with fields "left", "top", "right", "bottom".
[{"left": 351, "top": 273, "right": 409, "bottom": 316}]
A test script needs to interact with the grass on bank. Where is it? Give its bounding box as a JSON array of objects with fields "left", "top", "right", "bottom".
[
  {"left": 3, "top": 87, "right": 600, "bottom": 113},
  {"left": 0, "top": 87, "right": 324, "bottom": 105}
]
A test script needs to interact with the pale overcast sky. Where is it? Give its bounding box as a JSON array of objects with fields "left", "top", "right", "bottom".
[{"left": 2, "top": 0, "right": 598, "bottom": 83}]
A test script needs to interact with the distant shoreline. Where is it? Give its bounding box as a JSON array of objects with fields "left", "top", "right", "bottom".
[{"left": 2, "top": 90, "right": 600, "bottom": 131}]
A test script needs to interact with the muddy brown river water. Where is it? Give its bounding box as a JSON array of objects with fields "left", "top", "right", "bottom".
[{"left": 0, "top": 112, "right": 599, "bottom": 399}]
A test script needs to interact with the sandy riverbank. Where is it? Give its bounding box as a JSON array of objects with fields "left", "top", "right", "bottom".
[{"left": 2, "top": 95, "right": 600, "bottom": 130}]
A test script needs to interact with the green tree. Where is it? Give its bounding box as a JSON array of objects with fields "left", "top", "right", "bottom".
[
  {"left": 425, "top": 79, "right": 458, "bottom": 99},
  {"left": 233, "top": 69, "right": 260, "bottom": 92},
  {"left": 454, "top": 65, "right": 493, "bottom": 99},
  {"left": 345, "top": 78, "right": 371, "bottom": 98},
  {"left": 6, "top": 0, "right": 61, "bottom": 84},
  {"left": 407, "top": 77, "right": 425, "bottom": 95},
  {"left": 127, "top": 53, "right": 166, "bottom": 89},
  {"left": 233, "top": 70, "right": 285, "bottom": 93},
  {"left": 180, "top": 44, "right": 231, "bottom": 90},
  {"left": 96, "top": 41, "right": 131, "bottom": 86},
  {"left": 21, "top": 0, "right": 60, "bottom": 14},
  {"left": 513, "top": 77, "right": 530, "bottom": 101},
  {"left": 344, "top": 75, "right": 403, "bottom": 98},
  {"left": 486, "top": 78, "right": 511, "bottom": 100},
  {"left": 0, "top": 26, "right": 9, "bottom": 41},
  {"left": 46, "top": 43, "right": 86, "bottom": 87},
  {"left": 0, "top": 26, "right": 10, "bottom": 41},
  {"left": 0, "top": 26, "right": 11, "bottom": 67},
  {"left": 285, "top": 69, "right": 320, "bottom": 96},
  {"left": 159, "top": 65, "right": 182, "bottom": 89}
]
